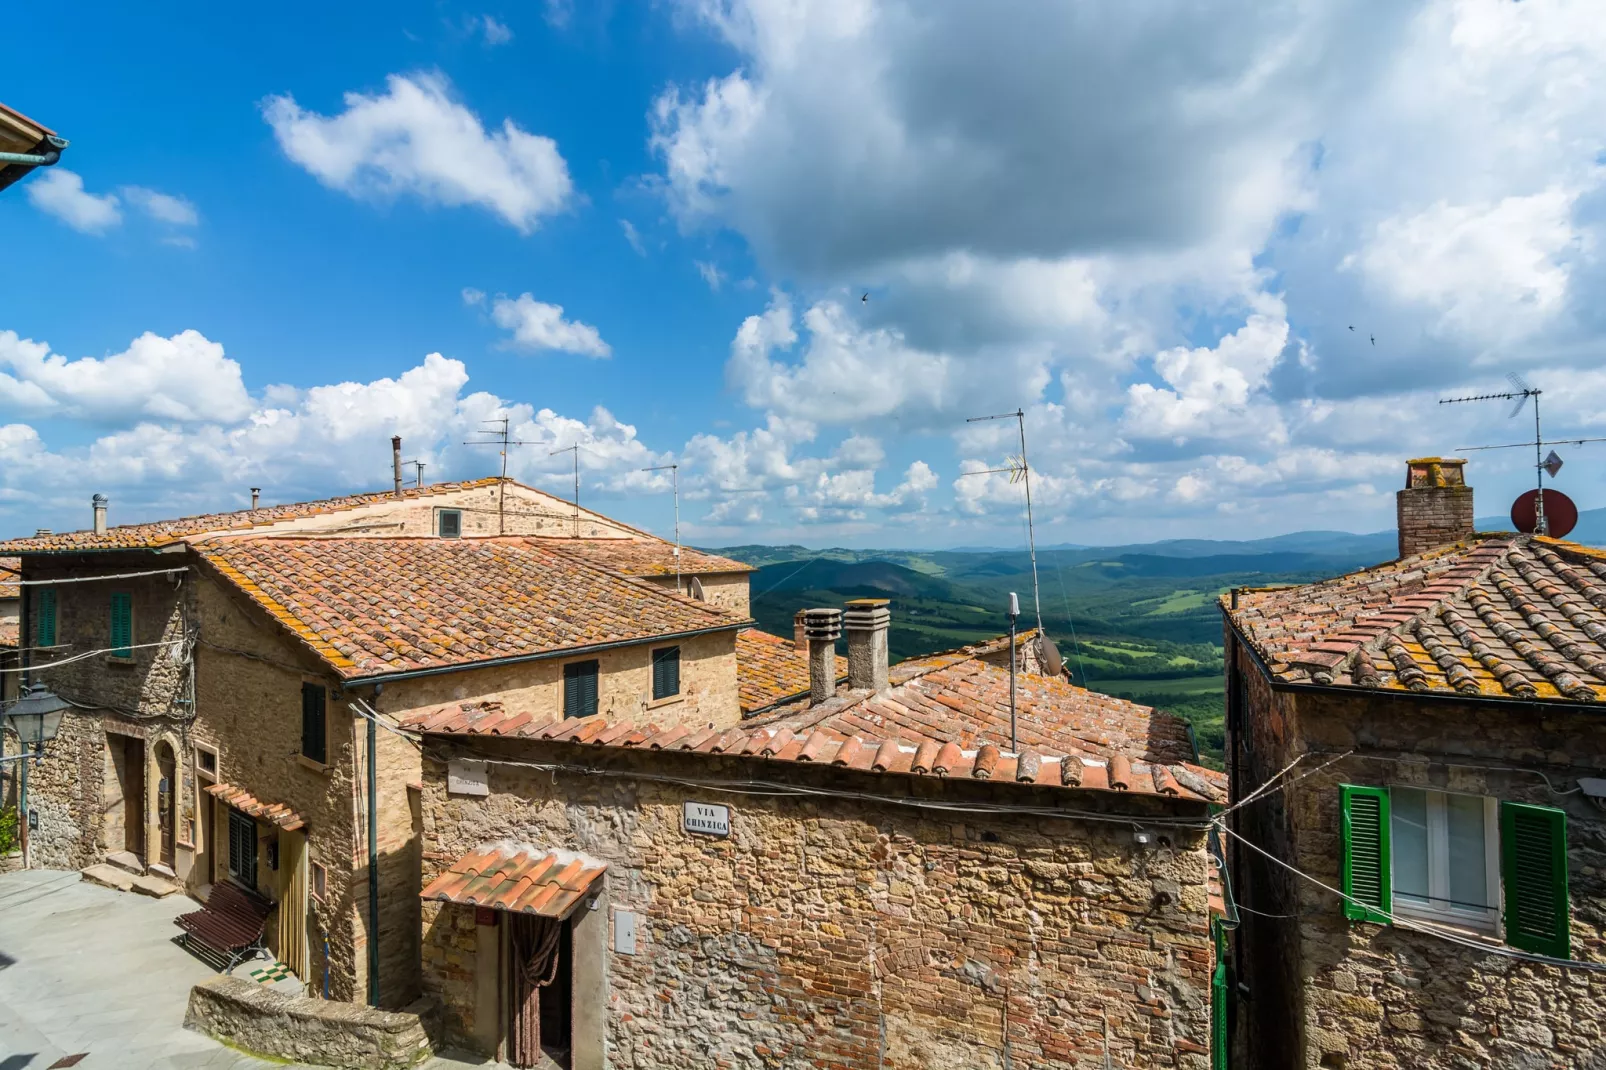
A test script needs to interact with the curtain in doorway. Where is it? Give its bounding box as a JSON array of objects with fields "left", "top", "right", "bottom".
[
  {"left": 277, "top": 830, "right": 309, "bottom": 982},
  {"left": 508, "top": 913, "right": 563, "bottom": 1068}
]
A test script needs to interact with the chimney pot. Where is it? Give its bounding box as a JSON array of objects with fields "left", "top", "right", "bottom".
[
  {"left": 91, "top": 493, "right": 108, "bottom": 536},
  {"left": 250, "top": 487, "right": 261, "bottom": 509},
  {"left": 843, "top": 598, "right": 891, "bottom": 692},
  {"left": 392, "top": 436, "right": 404, "bottom": 498},
  {"left": 802, "top": 608, "right": 843, "bottom": 706},
  {"left": 793, "top": 609, "right": 809, "bottom": 652},
  {"left": 34, "top": 528, "right": 52, "bottom": 538},
  {"left": 1397, "top": 457, "right": 1474, "bottom": 558}
]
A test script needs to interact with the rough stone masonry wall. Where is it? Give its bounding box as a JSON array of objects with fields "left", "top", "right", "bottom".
[
  {"left": 1396, "top": 486, "right": 1475, "bottom": 558},
  {"left": 1284, "top": 689, "right": 1606, "bottom": 1070},
  {"left": 418, "top": 739, "right": 1216, "bottom": 1069}
]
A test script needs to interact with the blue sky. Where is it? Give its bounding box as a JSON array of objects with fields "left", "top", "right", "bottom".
[{"left": 4, "top": 1, "right": 1606, "bottom": 548}]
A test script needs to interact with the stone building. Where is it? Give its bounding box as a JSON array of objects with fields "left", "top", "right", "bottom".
[
  {"left": 0, "top": 479, "right": 753, "bottom": 1006},
  {"left": 1222, "top": 458, "right": 1606, "bottom": 1068},
  {"left": 407, "top": 605, "right": 1227, "bottom": 1069}
]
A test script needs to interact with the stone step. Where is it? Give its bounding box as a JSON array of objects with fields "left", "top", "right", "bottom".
[
  {"left": 130, "top": 872, "right": 182, "bottom": 898},
  {"left": 104, "top": 850, "right": 146, "bottom": 875},
  {"left": 147, "top": 862, "right": 177, "bottom": 880},
  {"left": 82, "top": 863, "right": 135, "bottom": 893}
]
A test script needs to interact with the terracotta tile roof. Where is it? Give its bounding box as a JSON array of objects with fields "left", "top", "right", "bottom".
[
  {"left": 199, "top": 536, "right": 745, "bottom": 679},
  {"left": 421, "top": 844, "right": 607, "bottom": 918},
  {"left": 403, "top": 696, "right": 1225, "bottom": 805},
  {"left": 1227, "top": 534, "right": 1606, "bottom": 702},
  {"left": 735, "top": 627, "right": 847, "bottom": 713},
  {"left": 205, "top": 782, "right": 305, "bottom": 831},
  {"left": 751, "top": 656, "right": 1197, "bottom": 767},
  {"left": 0, "top": 478, "right": 503, "bottom": 553},
  {"left": 0, "top": 557, "right": 18, "bottom": 600},
  {"left": 529, "top": 538, "right": 753, "bottom": 577}
]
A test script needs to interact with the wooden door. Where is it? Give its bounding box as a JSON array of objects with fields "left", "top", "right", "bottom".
[
  {"left": 156, "top": 742, "right": 175, "bottom": 868},
  {"left": 124, "top": 738, "right": 145, "bottom": 857}
]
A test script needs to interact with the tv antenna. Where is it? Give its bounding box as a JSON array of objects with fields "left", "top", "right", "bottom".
[
  {"left": 550, "top": 444, "right": 581, "bottom": 538},
  {"left": 463, "top": 418, "right": 537, "bottom": 533},
  {"left": 641, "top": 463, "right": 682, "bottom": 592},
  {"left": 961, "top": 409, "right": 1043, "bottom": 637},
  {"left": 402, "top": 459, "right": 427, "bottom": 488},
  {"left": 1440, "top": 373, "right": 1606, "bottom": 536}
]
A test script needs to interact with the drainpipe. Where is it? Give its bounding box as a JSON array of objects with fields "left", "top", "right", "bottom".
[
  {"left": 367, "top": 683, "right": 381, "bottom": 1007},
  {"left": 1007, "top": 593, "right": 1019, "bottom": 753},
  {"left": 15, "top": 581, "right": 27, "bottom": 869}
]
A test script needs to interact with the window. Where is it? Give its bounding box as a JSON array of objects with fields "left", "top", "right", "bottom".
[
  {"left": 228, "top": 808, "right": 258, "bottom": 888},
  {"left": 37, "top": 587, "right": 56, "bottom": 647},
  {"left": 301, "top": 683, "right": 327, "bottom": 764},
  {"left": 1340, "top": 784, "right": 1570, "bottom": 956},
  {"left": 312, "top": 861, "right": 327, "bottom": 901},
  {"left": 651, "top": 646, "right": 681, "bottom": 700},
  {"left": 437, "top": 509, "right": 462, "bottom": 538},
  {"left": 563, "top": 660, "right": 599, "bottom": 719},
  {"left": 195, "top": 745, "right": 218, "bottom": 779},
  {"left": 109, "top": 592, "right": 133, "bottom": 658}
]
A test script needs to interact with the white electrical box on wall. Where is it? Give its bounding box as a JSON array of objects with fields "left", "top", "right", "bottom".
[{"left": 614, "top": 908, "right": 638, "bottom": 955}]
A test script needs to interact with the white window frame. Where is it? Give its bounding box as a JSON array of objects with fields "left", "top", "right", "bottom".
[
  {"left": 1390, "top": 787, "right": 1500, "bottom": 933},
  {"left": 194, "top": 742, "right": 219, "bottom": 782},
  {"left": 437, "top": 508, "right": 463, "bottom": 538}
]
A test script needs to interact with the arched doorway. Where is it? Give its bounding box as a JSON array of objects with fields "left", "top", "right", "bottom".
[{"left": 155, "top": 741, "right": 176, "bottom": 870}]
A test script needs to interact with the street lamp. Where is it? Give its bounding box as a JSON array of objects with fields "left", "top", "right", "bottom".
[{"left": 3, "top": 686, "right": 70, "bottom": 763}]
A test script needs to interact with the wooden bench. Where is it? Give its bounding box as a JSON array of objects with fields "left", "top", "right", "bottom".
[{"left": 175, "top": 881, "right": 275, "bottom": 972}]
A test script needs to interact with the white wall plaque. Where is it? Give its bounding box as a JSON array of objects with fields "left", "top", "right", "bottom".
[
  {"left": 614, "top": 909, "right": 638, "bottom": 955},
  {"left": 682, "top": 801, "right": 730, "bottom": 837},
  {"left": 447, "top": 759, "right": 489, "bottom": 796}
]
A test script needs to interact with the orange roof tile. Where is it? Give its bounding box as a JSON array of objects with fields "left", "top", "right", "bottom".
[
  {"left": 421, "top": 844, "right": 606, "bottom": 918},
  {"left": 735, "top": 627, "right": 847, "bottom": 713},
  {"left": 199, "top": 536, "right": 745, "bottom": 679},
  {"left": 1227, "top": 534, "right": 1606, "bottom": 703},
  {"left": 529, "top": 538, "right": 752, "bottom": 577},
  {"left": 0, "top": 557, "right": 18, "bottom": 600},
  {"left": 0, "top": 479, "right": 503, "bottom": 553},
  {"left": 205, "top": 782, "right": 305, "bottom": 831}
]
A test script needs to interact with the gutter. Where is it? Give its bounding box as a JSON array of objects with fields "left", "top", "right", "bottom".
[
  {"left": 1221, "top": 609, "right": 1605, "bottom": 716},
  {"left": 345, "top": 620, "right": 752, "bottom": 686}
]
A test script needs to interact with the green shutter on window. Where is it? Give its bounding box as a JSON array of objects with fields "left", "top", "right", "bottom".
[
  {"left": 564, "top": 660, "right": 598, "bottom": 719},
  {"left": 37, "top": 588, "right": 56, "bottom": 647},
  {"left": 109, "top": 592, "right": 133, "bottom": 657},
  {"left": 1340, "top": 784, "right": 1391, "bottom": 923},
  {"left": 1500, "top": 801, "right": 1569, "bottom": 958},
  {"left": 652, "top": 647, "right": 680, "bottom": 700}
]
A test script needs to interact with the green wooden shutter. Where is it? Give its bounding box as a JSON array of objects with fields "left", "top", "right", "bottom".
[
  {"left": 301, "top": 683, "right": 327, "bottom": 764},
  {"left": 1500, "top": 802, "right": 1569, "bottom": 958},
  {"left": 564, "top": 660, "right": 598, "bottom": 719},
  {"left": 1340, "top": 784, "right": 1391, "bottom": 923},
  {"left": 36, "top": 588, "right": 56, "bottom": 647},
  {"left": 653, "top": 647, "right": 680, "bottom": 700},
  {"left": 109, "top": 592, "right": 133, "bottom": 657}
]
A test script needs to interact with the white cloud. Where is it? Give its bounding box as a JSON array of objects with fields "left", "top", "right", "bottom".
[
  {"left": 26, "top": 169, "right": 121, "bottom": 233},
  {"left": 620, "top": 219, "right": 646, "bottom": 256},
  {"left": 544, "top": 0, "right": 573, "bottom": 28},
  {"left": 461, "top": 287, "right": 486, "bottom": 306},
  {"left": 487, "top": 293, "right": 611, "bottom": 357},
  {"left": 263, "top": 73, "right": 572, "bottom": 234},
  {"left": 476, "top": 15, "right": 513, "bottom": 45},
  {"left": 695, "top": 260, "right": 725, "bottom": 291},
  {"left": 121, "top": 187, "right": 200, "bottom": 227},
  {"left": 0, "top": 329, "right": 252, "bottom": 424},
  {"left": 1123, "top": 306, "right": 1292, "bottom": 446}
]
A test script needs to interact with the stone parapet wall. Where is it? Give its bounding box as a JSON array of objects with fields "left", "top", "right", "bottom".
[{"left": 184, "top": 976, "right": 433, "bottom": 1069}]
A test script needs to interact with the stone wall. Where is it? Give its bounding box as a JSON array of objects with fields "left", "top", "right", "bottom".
[
  {"left": 641, "top": 571, "right": 752, "bottom": 616},
  {"left": 1280, "top": 689, "right": 1606, "bottom": 1069},
  {"left": 184, "top": 975, "right": 432, "bottom": 1069},
  {"left": 418, "top": 737, "right": 1216, "bottom": 1069}
]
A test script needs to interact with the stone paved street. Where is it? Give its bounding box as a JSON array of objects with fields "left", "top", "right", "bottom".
[{"left": 0, "top": 870, "right": 495, "bottom": 1070}]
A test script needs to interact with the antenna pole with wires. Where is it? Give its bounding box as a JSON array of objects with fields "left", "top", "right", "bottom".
[
  {"left": 642, "top": 463, "right": 681, "bottom": 591},
  {"left": 463, "top": 418, "right": 536, "bottom": 534},
  {"left": 551, "top": 444, "right": 581, "bottom": 537},
  {"left": 963, "top": 409, "right": 1044, "bottom": 635}
]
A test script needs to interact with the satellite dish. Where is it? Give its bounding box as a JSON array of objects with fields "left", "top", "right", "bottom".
[
  {"left": 1511, "top": 489, "right": 1578, "bottom": 539},
  {"left": 1034, "top": 634, "right": 1063, "bottom": 677},
  {"left": 689, "top": 576, "right": 706, "bottom": 601}
]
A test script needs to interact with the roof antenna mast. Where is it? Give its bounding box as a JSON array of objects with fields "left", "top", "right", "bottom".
[
  {"left": 1440, "top": 373, "right": 1606, "bottom": 536},
  {"left": 641, "top": 463, "right": 681, "bottom": 592},
  {"left": 963, "top": 408, "right": 1043, "bottom": 635},
  {"left": 550, "top": 444, "right": 581, "bottom": 538},
  {"left": 463, "top": 417, "right": 536, "bottom": 534}
]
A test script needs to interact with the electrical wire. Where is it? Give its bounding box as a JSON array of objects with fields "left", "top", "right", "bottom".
[
  {"left": 7, "top": 567, "right": 188, "bottom": 586},
  {"left": 1301, "top": 749, "right": 1584, "bottom": 797},
  {"left": 347, "top": 698, "right": 422, "bottom": 747},
  {"left": 0, "top": 638, "right": 186, "bottom": 673},
  {"left": 1215, "top": 819, "right": 1606, "bottom": 973},
  {"left": 454, "top": 753, "right": 1214, "bottom": 829}
]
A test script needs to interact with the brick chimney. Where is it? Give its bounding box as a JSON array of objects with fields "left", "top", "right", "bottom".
[
  {"left": 843, "top": 598, "right": 890, "bottom": 692},
  {"left": 802, "top": 608, "right": 843, "bottom": 706},
  {"left": 793, "top": 609, "right": 809, "bottom": 652},
  {"left": 1397, "top": 457, "right": 1473, "bottom": 558},
  {"left": 92, "top": 493, "right": 108, "bottom": 536}
]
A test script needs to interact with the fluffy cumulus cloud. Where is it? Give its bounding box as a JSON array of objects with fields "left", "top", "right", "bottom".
[
  {"left": 646, "top": 0, "right": 1606, "bottom": 541},
  {"left": 0, "top": 329, "right": 252, "bottom": 423},
  {"left": 121, "top": 186, "right": 200, "bottom": 227},
  {"left": 26, "top": 169, "right": 121, "bottom": 233},
  {"left": 263, "top": 73, "right": 572, "bottom": 234},
  {"left": 474, "top": 291, "right": 612, "bottom": 357}
]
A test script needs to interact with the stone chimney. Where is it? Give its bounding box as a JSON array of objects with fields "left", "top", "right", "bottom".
[
  {"left": 843, "top": 598, "right": 891, "bottom": 692},
  {"left": 392, "top": 436, "right": 404, "bottom": 497},
  {"left": 1397, "top": 457, "right": 1473, "bottom": 558},
  {"left": 793, "top": 609, "right": 809, "bottom": 652},
  {"left": 250, "top": 487, "right": 261, "bottom": 509},
  {"left": 92, "top": 493, "right": 108, "bottom": 536},
  {"left": 802, "top": 608, "right": 843, "bottom": 706}
]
